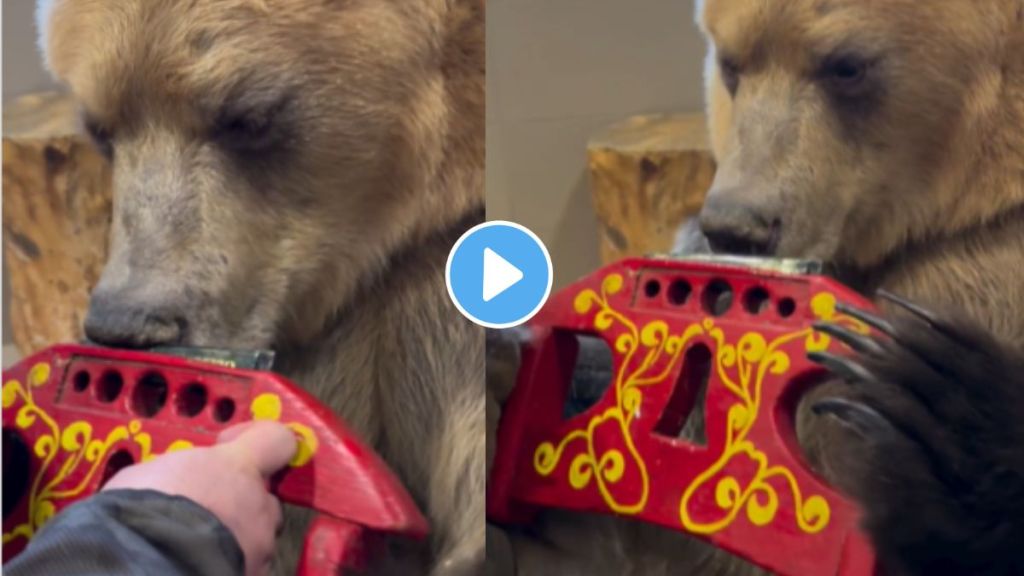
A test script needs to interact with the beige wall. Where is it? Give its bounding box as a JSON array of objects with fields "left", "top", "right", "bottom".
[
  {"left": 3, "top": 2, "right": 59, "bottom": 100},
  {"left": 486, "top": 0, "right": 708, "bottom": 288},
  {"left": 3, "top": 2, "right": 62, "bottom": 362}
]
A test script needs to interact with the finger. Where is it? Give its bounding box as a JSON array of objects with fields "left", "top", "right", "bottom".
[
  {"left": 244, "top": 540, "right": 276, "bottom": 576},
  {"left": 251, "top": 499, "right": 282, "bottom": 575},
  {"left": 216, "top": 421, "right": 261, "bottom": 445},
  {"left": 269, "top": 495, "right": 284, "bottom": 535},
  {"left": 217, "top": 420, "right": 298, "bottom": 478},
  {"left": 257, "top": 559, "right": 274, "bottom": 576}
]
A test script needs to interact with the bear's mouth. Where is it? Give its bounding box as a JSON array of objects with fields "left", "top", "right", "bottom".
[
  {"left": 145, "top": 346, "right": 278, "bottom": 371},
  {"left": 80, "top": 337, "right": 278, "bottom": 371},
  {"left": 670, "top": 239, "right": 873, "bottom": 299}
]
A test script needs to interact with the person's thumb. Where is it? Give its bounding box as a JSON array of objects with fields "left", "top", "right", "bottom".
[
  {"left": 216, "top": 421, "right": 260, "bottom": 444},
  {"left": 216, "top": 420, "right": 298, "bottom": 478}
]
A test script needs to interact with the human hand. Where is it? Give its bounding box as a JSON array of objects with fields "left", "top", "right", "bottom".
[{"left": 103, "top": 420, "right": 298, "bottom": 576}]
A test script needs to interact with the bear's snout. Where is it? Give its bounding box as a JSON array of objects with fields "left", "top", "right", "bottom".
[
  {"left": 84, "top": 289, "right": 188, "bottom": 349},
  {"left": 698, "top": 189, "right": 783, "bottom": 257}
]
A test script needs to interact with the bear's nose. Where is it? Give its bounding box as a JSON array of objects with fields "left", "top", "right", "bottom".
[
  {"left": 84, "top": 290, "right": 188, "bottom": 349},
  {"left": 698, "top": 191, "right": 782, "bottom": 256}
]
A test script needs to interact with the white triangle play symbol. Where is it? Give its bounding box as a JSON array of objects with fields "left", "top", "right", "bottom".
[{"left": 483, "top": 248, "right": 524, "bottom": 302}]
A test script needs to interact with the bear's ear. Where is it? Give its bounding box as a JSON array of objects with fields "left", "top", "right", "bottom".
[
  {"left": 35, "top": 0, "right": 58, "bottom": 75},
  {"left": 693, "top": 0, "right": 706, "bottom": 29},
  {"left": 693, "top": 0, "right": 717, "bottom": 107}
]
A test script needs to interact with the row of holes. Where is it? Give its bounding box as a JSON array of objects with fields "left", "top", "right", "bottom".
[
  {"left": 643, "top": 277, "right": 796, "bottom": 318},
  {"left": 72, "top": 370, "right": 236, "bottom": 422}
]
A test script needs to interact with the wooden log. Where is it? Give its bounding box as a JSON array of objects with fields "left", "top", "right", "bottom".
[
  {"left": 3, "top": 92, "right": 113, "bottom": 355},
  {"left": 587, "top": 114, "right": 716, "bottom": 264}
]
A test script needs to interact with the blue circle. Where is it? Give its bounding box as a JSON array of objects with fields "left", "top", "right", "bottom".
[{"left": 446, "top": 221, "right": 553, "bottom": 329}]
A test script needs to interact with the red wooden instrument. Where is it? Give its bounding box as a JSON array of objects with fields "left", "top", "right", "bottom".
[
  {"left": 488, "top": 255, "right": 879, "bottom": 575},
  {"left": 2, "top": 344, "right": 428, "bottom": 574}
]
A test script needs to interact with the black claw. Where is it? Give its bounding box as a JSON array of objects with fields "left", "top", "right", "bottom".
[
  {"left": 876, "top": 289, "right": 975, "bottom": 348},
  {"left": 808, "top": 351, "right": 876, "bottom": 383},
  {"left": 875, "top": 290, "right": 941, "bottom": 323},
  {"left": 812, "top": 322, "right": 884, "bottom": 354},
  {"left": 812, "top": 398, "right": 894, "bottom": 439},
  {"left": 835, "top": 302, "right": 896, "bottom": 337}
]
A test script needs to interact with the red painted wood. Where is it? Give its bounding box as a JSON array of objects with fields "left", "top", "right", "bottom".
[
  {"left": 1, "top": 344, "right": 428, "bottom": 574},
  {"left": 298, "top": 517, "right": 368, "bottom": 576},
  {"left": 488, "top": 257, "right": 880, "bottom": 576}
]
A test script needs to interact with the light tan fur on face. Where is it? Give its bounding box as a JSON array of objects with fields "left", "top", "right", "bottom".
[
  {"left": 694, "top": 0, "right": 1024, "bottom": 341},
  {"left": 488, "top": 1, "right": 1024, "bottom": 575},
  {"left": 696, "top": 4, "right": 1024, "bottom": 575},
  {"left": 44, "top": 0, "right": 480, "bottom": 348},
  {"left": 698, "top": 0, "right": 1024, "bottom": 271},
  {"left": 41, "top": 0, "right": 485, "bottom": 574}
]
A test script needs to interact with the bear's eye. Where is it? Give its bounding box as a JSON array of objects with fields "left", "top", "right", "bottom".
[
  {"left": 211, "top": 94, "right": 292, "bottom": 153},
  {"left": 819, "top": 54, "right": 872, "bottom": 96},
  {"left": 212, "top": 111, "right": 277, "bottom": 152},
  {"left": 719, "top": 57, "right": 741, "bottom": 97},
  {"left": 84, "top": 118, "right": 114, "bottom": 160}
]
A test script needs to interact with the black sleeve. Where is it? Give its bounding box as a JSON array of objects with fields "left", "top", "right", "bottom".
[{"left": 4, "top": 489, "right": 244, "bottom": 576}]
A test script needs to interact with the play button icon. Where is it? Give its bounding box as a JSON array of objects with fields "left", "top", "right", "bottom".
[
  {"left": 483, "top": 248, "right": 523, "bottom": 302},
  {"left": 446, "top": 221, "right": 553, "bottom": 328}
]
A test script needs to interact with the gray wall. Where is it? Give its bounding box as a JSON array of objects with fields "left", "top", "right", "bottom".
[
  {"left": 3, "top": 1, "right": 59, "bottom": 100},
  {"left": 486, "top": 0, "right": 708, "bottom": 288}
]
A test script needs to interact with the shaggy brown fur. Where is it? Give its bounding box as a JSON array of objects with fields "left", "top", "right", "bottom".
[
  {"left": 487, "top": 0, "right": 1024, "bottom": 574},
  {"left": 38, "top": 1, "right": 485, "bottom": 574}
]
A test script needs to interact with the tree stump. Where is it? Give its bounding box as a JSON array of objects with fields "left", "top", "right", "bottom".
[
  {"left": 3, "top": 92, "right": 113, "bottom": 355},
  {"left": 587, "top": 114, "right": 716, "bottom": 264}
]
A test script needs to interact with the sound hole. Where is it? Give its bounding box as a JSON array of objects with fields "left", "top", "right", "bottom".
[
  {"left": 213, "top": 398, "right": 236, "bottom": 423},
  {"left": 73, "top": 370, "right": 91, "bottom": 392},
  {"left": 702, "top": 279, "right": 734, "bottom": 316},
  {"left": 778, "top": 297, "right": 797, "bottom": 318},
  {"left": 563, "top": 333, "right": 613, "bottom": 419},
  {"left": 97, "top": 371, "right": 124, "bottom": 403},
  {"left": 668, "top": 279, "right": 692, "bottom": 306},
  {"left": 654, "top": 344, "right": 712, "bottom": 443},
  {"left": 644, "top": 279, "right": 662, "bottom": 298},
  {"left": 177, "top": 383, "right": 208, "bottom": 418},
  {"left": 743, "top": 286, "right": 771, "bottom": 315},
  {"left": 100, "top": 450, "right": 136, "bottom": 487},
  {"left": 3, "top": 428, "right": 31, "bottom": 521},
  {"left": 132, "top": 372, "right": 169, "bottom": 417}
]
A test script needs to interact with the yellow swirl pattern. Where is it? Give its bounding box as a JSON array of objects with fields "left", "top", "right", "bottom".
[
  {"left": 533, "top": 275, "right": 869, "bottom": 534},
  {"left": 1, "top": 363, "right": 177, "bottom": 546},
  {"left": 533, "top": 274, "right": 704, "bottom": 513},
  {"left": 678, "top": 292, "right": 868, "bottom": 534},
  {"left": 2, "top": 366, "right": 318, "bottom": 547},
  {"left": 680, "top": 321, "right": 823, "bottom": 534}
]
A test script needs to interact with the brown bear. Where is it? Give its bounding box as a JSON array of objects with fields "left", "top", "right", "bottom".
[
  {"left": 487, "top": 0, "right": 1024, "bottom": 574},
  {"left": 36, "top": 1, "right": 486, "bottom": 574}
]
